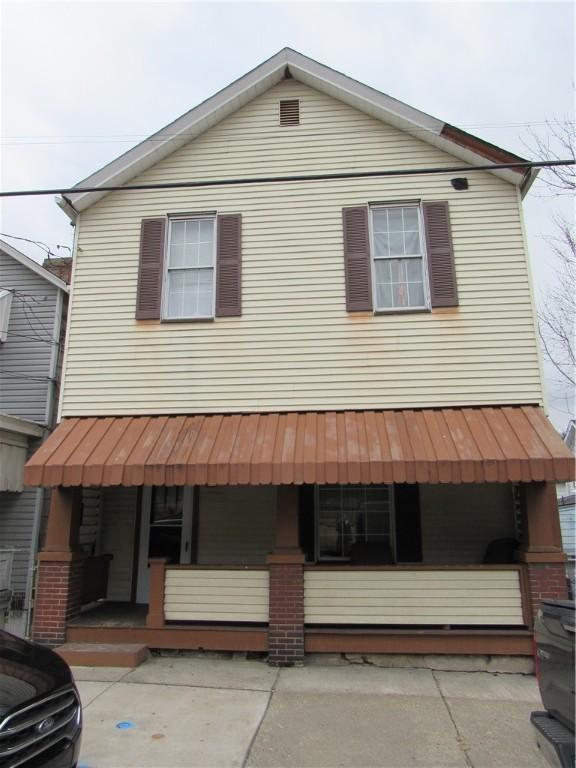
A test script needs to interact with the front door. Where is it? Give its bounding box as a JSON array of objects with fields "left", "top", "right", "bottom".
[{"left": 136, "top": 486, "right": 194, "bottom": 603}]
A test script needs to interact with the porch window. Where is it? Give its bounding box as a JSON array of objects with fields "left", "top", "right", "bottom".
[
  {"left": 149, "top": 486, "right": 184, "bottom": 563},
  {"left": 370, "top": 204, "right": 428, "bottom": 311},
  {"left": 315, "top": 485, "right": 394, "bottom": 561},
  {"left": 163, "top": 217, "right": 216, "bottom": 319}
]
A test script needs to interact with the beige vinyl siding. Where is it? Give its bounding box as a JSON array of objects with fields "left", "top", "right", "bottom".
[
  {"left": 420, "top": 484, "right": 516, "bottom": 564},
  {"left": 99, "top": 487, "right": 138, "bottom": 601},
  {"left": 197, "top": 487, "right": 276, "bottom": 564},
  {"left": 62, "top": 80, "right": 543, "bottom": 415},
  {"left": 304, "top": 568, "right": 524, "bottom": 625},
  {"left": 163, "top": 568, "right": 269, "bottom": 622}
]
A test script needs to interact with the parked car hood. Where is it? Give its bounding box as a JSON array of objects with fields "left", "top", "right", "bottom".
[{"left": 0, "top": 630, "right": 73, "bottom": 718}]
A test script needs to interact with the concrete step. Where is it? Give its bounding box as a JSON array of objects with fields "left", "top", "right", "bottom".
[{"left": 55, "top": 642, "right": 149, "bottom": 668}]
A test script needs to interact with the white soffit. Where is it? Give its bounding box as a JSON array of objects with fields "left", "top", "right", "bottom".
[{"left": 59, "top": 48, "right": 526, "bottom": 217}]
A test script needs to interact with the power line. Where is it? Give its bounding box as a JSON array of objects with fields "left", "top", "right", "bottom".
[
  {"left": 0, "top": 330, "right": 58, "bottom": 346},
  {"left": 1, "top": 159, "right": 574, "bottom": 200},
  {"left": 0, "top": 371, "right": 56, "bottom": 383},
  {"left": 0, "top": 232, "right": 71, "bottom": 258}
]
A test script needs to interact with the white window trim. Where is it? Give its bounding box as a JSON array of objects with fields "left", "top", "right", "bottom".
[
  {"left": 368, "top": 202, "right": 431, "bottom": 314},
  {"left": 161, "top": 215, "right": 217, "bottom": 321},
  {"left": 314, "top": 484, "right": 396, "bottom": 563},
  {"left": 0, "top": 289, "right": 14, "bottom": 343}
]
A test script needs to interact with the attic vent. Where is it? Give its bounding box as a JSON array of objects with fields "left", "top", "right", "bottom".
[{"left": 279, "top": 99, "right": 300, "bottom": 126}]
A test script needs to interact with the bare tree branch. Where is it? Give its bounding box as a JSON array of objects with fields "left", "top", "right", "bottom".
[{"left": 526, "top": 118, "right": 576, "bottom": 394}]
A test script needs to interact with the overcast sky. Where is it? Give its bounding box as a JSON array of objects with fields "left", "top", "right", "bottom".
[{"left": 1, "top": 0, "right": 574, "bottom": 427}]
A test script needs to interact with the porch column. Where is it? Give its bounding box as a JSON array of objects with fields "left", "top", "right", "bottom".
[
  {"left": 32, "top": 487, "right": 85, "bottom": 646},
  {"left": 266, "top": 486, "right": 305, "bottom": 666},
  {"left": 516, "top": 482, "right": 568, "bottom": 621}
]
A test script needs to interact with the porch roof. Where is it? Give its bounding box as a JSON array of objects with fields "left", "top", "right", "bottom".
[{"left": 24, "top": 406, "right": 574, "bottom": 487}]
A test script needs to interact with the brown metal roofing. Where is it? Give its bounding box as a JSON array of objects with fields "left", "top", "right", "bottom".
[{"left": 24, "top": 407, "right": 575, "bottom": 488}]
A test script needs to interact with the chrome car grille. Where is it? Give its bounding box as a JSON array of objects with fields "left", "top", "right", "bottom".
[{"left": 0, "top": 688, "right": 80, "bottom": 767}]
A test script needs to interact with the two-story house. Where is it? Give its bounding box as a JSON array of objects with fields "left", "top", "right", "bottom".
[
  {"left": 0, "top": 240, "right": 69, "bottom": 635},
  {"left": 25, "top": 49, "right": 573, "bottom": 666}
]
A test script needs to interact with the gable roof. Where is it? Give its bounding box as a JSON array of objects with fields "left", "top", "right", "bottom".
[
  {"left": 58, "top": 47, "right": 535, "bottom": 219},
  {"left": 0, "top": 239, "right": 69, "bottom": 292}
]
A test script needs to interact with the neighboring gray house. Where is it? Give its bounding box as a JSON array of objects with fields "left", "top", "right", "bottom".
[
  {"left": 0, "top": 239, "right": 70, "bottom": 634},
  {"left": 557, "top": 420, "right": 576, "bottom": 596}
]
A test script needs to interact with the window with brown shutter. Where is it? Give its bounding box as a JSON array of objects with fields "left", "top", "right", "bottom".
[
  {"left": 215, "top": 214, "right": 242, "bottom": 317},
  {"left": 370, "top": 204, "right": 427, "bottom": 311},
  {"left": 342, "top": 206, "right": 373, "bottom": 312},
  {"left": 136, "top": 218, "right": 166, "bottom": 320},
  {"left": 164, "top": 216, "right": 216, "bottom": 319},
  {"left": 422, "top": 201, "right": 458, "bottom": 308}
]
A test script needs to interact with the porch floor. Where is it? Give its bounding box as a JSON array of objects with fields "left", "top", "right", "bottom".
[{"left": 72, "top": 602, "right": 147, "bottom": 628}]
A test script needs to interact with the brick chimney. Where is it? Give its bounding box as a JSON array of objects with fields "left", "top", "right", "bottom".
[{"left": 43, "top": 257, "right": 72, "bottom": 285}]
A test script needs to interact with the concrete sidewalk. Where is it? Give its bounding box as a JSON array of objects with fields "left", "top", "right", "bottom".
[{"left": 73, "top": 656, "right": 548, "bottom": 768}]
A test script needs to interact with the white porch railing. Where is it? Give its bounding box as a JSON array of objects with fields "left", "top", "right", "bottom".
[
  {"left": 304, "top": 566, "right": 526, "bottom": 626},
  {"left": 163, "top": 566, "right": 269, "bottom": 623}
]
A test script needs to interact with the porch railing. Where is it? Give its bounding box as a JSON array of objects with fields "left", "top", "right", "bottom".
[
  {"left": 147, "top": 560, "right": 269, "bottom": 627},
  {"left": 304, "top": 566, "right": 528, "bottom": 626}
]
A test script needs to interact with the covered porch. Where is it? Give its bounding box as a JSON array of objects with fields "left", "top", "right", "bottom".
[{"left": 24, "top": 407, "right": 573, "bottom": 664}]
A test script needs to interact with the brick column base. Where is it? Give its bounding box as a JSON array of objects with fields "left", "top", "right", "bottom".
[
  {"left": 32, "top": 556, "right": 84, "bottom": 646},
  {"left": 526, "top": 562, "right": 569, "bottom": 621},
  {"left": 267, "top": 554, "right": 305, "bottom": 666}
]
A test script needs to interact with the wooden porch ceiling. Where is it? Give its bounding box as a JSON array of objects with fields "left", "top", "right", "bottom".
[{"left": 24, "top": 406, "right": 574, "bottom": 487}]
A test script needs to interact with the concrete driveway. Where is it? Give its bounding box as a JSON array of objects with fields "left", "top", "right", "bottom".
[{"left": 73, "top": 656, "right": 548, "bottom": 768}]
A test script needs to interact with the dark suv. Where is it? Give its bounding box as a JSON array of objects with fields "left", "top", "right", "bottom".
[{"left": 0, "top": 630, "right": 81, "bottom": 767}]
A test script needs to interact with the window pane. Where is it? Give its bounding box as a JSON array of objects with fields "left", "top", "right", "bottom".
[
  {"left": 169, "top": 219, "right": 214, "bottom": 269},
  {"left": 388, "top": 232, "right": 404, "bottom": 256},
  {"left": 406, "top": 258, "right": 423, "bottom": 282},
  {"left": 151, "top": 486, "right": 183, "bottom": 524},
  {"left": 374, "top": 232, "right": 390, "bottom": 258},
  {"left": 198, "top": 241, "right": 213, "bottom": 266},
  {"left": 185, "top": 219, "right": 200, "bottom": 243},
  {"left": 199, "top": 219, "right": 214, "bottom": 241},
  {"left": 404, "top": 230, "right": 420, "bottom": 255},
  {"left": 171, "top": 221, "right": 185, "bottom": 245},
  {"left": 169, "top": 244, "right": 186, "bottom": 268},
  {"left": 317, "top": 484, "right": 392, "bottom": 560},
  {"left": 166, "top": 268, "right": 214, "bottom": 318},
  {"left": 319, "top": 488, "right": 341, "bottom": 511},
  {"left": 408, "top": 281, "right": 425, "bottom": 307},
  {"left": 402, "top": 207, "right": 419, "bottom": 230},
  {"left": 374, "top": 257, "right": 425, "bottom": 310},
  {"left": 372, "top": 209, "right": 388, "bottom": 233},
  {"left": 387, "top": 208, "right": 403, "bottom": 232}
]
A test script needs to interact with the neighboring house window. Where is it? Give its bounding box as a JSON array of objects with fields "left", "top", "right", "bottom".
[
  {"left": 0, "top": 289, "right": 14, "bottom": 343},
  {"left": 370, "top": 204, "right": 428, "bottom": 311},
  {"left": 315, "top": 485, "right": 394, "bottom": 561},
  {"left": 163, "top": 217, "right": 216, "bottom": 319}
]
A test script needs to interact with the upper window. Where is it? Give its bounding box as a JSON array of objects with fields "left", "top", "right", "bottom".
[
  {"left": 163, "top": 217, "right": 215, "bottom": 319},
  {"left": 370, "top": 205, "right": 428, "bottom": 311}
]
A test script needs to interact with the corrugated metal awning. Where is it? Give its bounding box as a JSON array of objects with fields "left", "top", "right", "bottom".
[{"left": 24, "top": 407, "right": 574, "bottom": 487}]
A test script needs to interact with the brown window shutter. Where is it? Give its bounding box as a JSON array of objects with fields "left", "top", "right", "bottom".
[
  {"left": 136, "top": 218, "right": 166, "bottom": 320},
  {"left": 215, "top": 214, "right": 242, "bottom": 317},
  {"left": 342, "top": 206, "right": 373, "bottom": 312},
  {"left": 422, "top": 201, "right": 458, "bottom": 308}
]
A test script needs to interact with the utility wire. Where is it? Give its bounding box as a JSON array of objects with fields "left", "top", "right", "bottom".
[
  {"left": 1, "top": 159, "right": 574, "bottom": 199},
  {"left": 0, "top": 330, "right": 58, "bottom": 345},
  {"left": 0, "top": 232, "right": 71, "bottom": 258}
]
